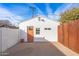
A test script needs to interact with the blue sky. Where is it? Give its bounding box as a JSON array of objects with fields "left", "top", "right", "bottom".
[{"left": 0, "top": 3, "right": 79, "bottom": 24}]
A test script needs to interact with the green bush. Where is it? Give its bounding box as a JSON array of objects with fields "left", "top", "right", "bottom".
[{"left": 60, "top": 8, "right": 79, "bottom": 23}]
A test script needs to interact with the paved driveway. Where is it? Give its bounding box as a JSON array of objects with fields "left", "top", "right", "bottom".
[{"left": 4, "top": 42, "right": 65, "bottom": 56}]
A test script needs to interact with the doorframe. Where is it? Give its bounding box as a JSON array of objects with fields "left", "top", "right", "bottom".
[{"left": 27, "top": 26, "right": 34, "bottom": 43}]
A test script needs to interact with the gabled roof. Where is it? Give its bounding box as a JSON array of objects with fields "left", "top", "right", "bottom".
[{"left": 19, "top": 15, "right": 60, "bottom": 24}]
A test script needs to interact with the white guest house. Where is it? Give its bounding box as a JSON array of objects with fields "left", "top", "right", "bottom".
[{"left": 19, "top": 15, "right": 59, "bottom": 43}]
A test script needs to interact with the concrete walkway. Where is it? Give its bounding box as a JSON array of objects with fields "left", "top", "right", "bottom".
[{"left": 4, "top": 42, "right": 65, "bottom": 56}]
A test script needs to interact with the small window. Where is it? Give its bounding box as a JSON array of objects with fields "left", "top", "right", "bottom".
[
  {"left": 45, "top": 28, "right": 47, "bottom": 30},
  {"left": 41, "top": 19, "right": 45, "bottom": 22},
  {"left": 45, "top": 28, "right": 51, "bottom": 30},
  {"left": 48, "top": 28, "right": 51, "bottom": 30},
  {"left": 36, "top": 28, "right": 40, "bottom": 34}
]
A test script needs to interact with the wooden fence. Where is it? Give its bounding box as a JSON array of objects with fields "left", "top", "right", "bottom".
[{"left": 58, "top": 20, "right": 79, "bottom": 53}]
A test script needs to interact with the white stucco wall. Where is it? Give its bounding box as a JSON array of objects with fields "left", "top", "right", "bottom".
[
  {"left": 19, "top": 16, "right": 59, "bottom": 42},
  {"left": 0, "top": 27, "right": 19, "bottom": 52}
]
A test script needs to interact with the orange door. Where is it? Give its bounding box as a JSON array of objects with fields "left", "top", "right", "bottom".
[{"left": 27, "top": 26, "right": 34, "bottom": 43}]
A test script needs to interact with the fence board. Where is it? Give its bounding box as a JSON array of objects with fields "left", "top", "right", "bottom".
[
  {"left": 68, "top": 21, "right": 77, "bottom": 52},
  {"left": 74, "top": 20, "right": 79, "bottom": 53},
  {"left": 63, "top": 23, "right": 69, "bottom": 47},
  {"left": 58, "top": 25, "right": 64, "bottom": 44},
  {"left": 77, "top": 20, "right": 79, "bottom": 53}
]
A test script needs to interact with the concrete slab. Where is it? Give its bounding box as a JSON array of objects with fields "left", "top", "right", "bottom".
[{"left": 3, "top": 42, "right": 65, "bottom": 56}]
